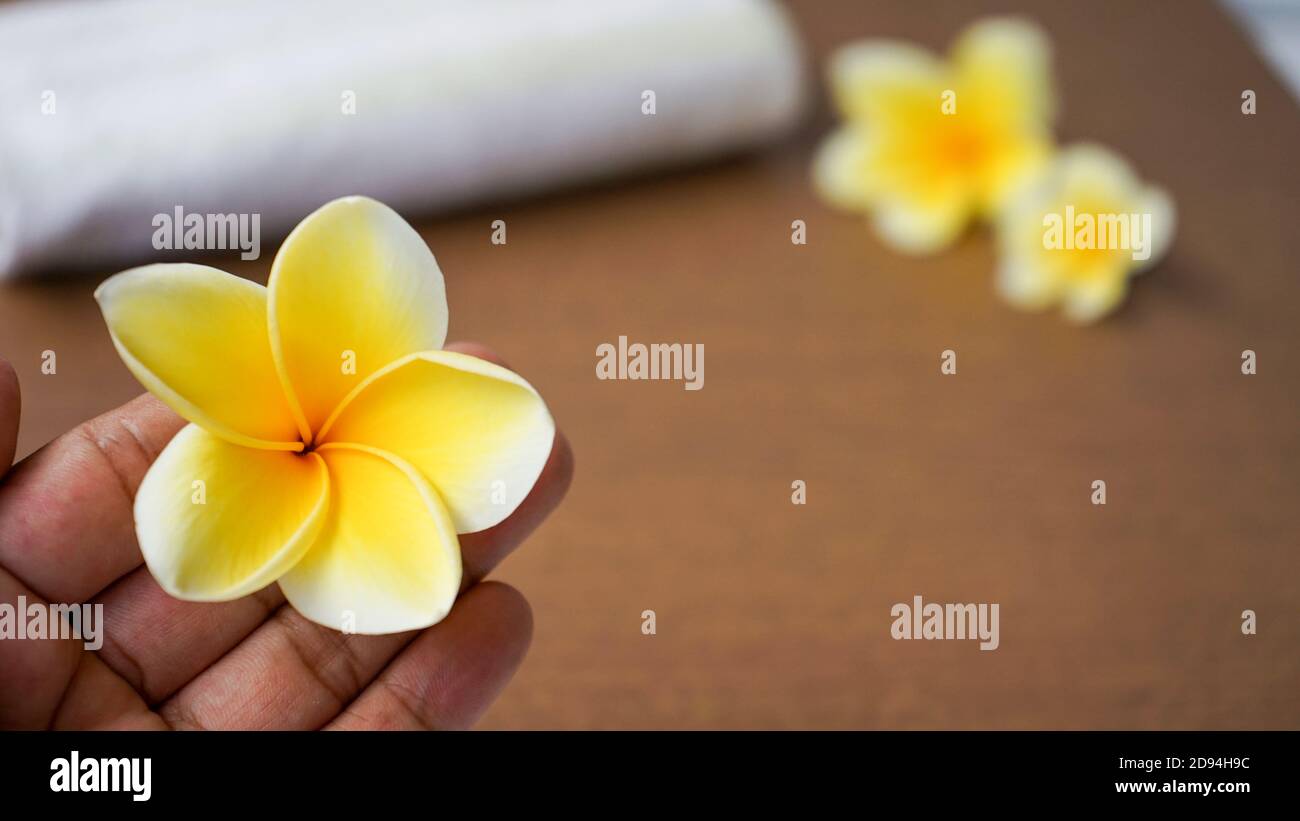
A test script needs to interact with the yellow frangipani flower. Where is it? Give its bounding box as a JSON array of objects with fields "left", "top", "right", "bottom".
[
  {"left": 995, "top": 144, "right": 1175, "bottom": 323},
  {"left": 95, "top": 196, "right": 555, "bottom": 634},
  {"left": 813, "top": 17, "right": 1056, "bottom": 253}
]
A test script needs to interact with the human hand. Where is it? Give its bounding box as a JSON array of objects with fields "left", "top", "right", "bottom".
[{"left": 0, "top": 342, "right": 572, "bottom": 730}]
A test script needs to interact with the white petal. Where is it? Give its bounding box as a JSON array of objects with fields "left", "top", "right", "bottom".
[
  {"left": 1133, "top": 185, "right": 1177, "bottom": 271},
  {"left": 318, "top": 351, "right": 555, "bottom": 534},
  {"left": 279, "top": 445, "right": 462, "bottom": 635},
  {"left": 872, "top": 189, "right": 970, "bottom": 254},
  {"left": 812, "top": 127, "right": 876, "bottom": 210},
  {"left": 96, "top": 264, "right": 302, "bottom": 449},
  {"left": 996, "top": 256, "right": 1059, "bottom": 311},
  {"left": 135, "top": 425, "right": 328, "bottom": 601},
  {"left": 268, "top": 196, "right": 448, "bottom": 437},
  {"left": 1063, "top": 274, "right": 1129, "bottom": 323}
]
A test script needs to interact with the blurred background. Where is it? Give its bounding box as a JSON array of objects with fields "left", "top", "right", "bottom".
[{"left": 1, "top": 0, "right": 1297, "bottom": 728}]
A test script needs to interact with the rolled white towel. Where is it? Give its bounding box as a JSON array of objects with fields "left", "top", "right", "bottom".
[{"left": 0, "top": 0, "right": 807, "bottom": 277}]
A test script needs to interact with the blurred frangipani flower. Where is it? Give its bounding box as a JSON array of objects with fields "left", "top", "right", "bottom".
[
  {"left": 813, "top": 16, "right": 1176, "bottom": 322},
  {"left": 814, "top": 17, "right": 1056, "bottom": 254},
  {"left": 96, "top": 196, "right": 555, "bottom": 634},
  {"left": 996, "top": 144, "right": 1175, "bottom": 323}
]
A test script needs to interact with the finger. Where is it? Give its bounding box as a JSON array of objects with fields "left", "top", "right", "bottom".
[
  {"left": 158, "top": 605, "right": 416, "bottom": 729},
  {"left": 0, "top": 380, "right": 273, "bottom": 721},
  {"left": 327, "top": 582, "right": 532, "bottom": 730},
  {"left": 95, "top": 429, "right": 568, "bottom": 706},
  {"left": 0, "top": 564, "right": 162, "bottom": 730},
  {"left": 96, "top": 342, "right": 570, "bottom": 706},
  {"left": 46, "top": 650, "right": 168, "bottom": 730},
  {"left": 442, "top": 340, "right": 509, "bottom": 368},
  {"left": 155, "top": 434, "right": 566, "bottom": 727},
  {"left": 0, "top": 394, "right": 182, "bottom": 602},
  {"left": 442, "top": 341, "right": 574, "bottom": 584},
  {"left": 459, "top": 430, "right": 572, "bottom": 586},
  {"left": 0, "top": 356, "right": 19, "bottom": 478},
  {"left": 94, "top": 576, "right": 285, "bottom": 703},
  {"left": 0, "top": 565, "right": 81, "bottom": 728}
]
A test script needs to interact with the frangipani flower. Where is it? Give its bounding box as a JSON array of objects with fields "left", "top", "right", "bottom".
[
  {"left": 813, "top": 17, "right": 1056, "bottom": 253},
  {"left": 995, "top": 144, "right": 1175, "bottom": 322},
  {"left": 95, "top": 196, "right": 555, "bottom": 634}
]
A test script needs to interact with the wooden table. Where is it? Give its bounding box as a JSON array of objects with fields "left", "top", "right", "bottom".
[{"left": 1, "top": 0, "right": 1296, "bottom": 728}]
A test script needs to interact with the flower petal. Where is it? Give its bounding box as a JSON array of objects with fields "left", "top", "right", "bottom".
[
  {"left": 135, "top": 424, "right": 329, "bottom": 601},
  {"left": 279, "top": 445, "right": 462, "bottom": 634},
  {"left": 1063, "top": 272, "right": 1129, "bottom": 323},
  {"left": 1056, "top": 143, "right": 1139, "bottom": 200},
  {"left": 871, "top": 186, "right": 971, "bottom": 254},
  {"left": 827, "top": 40, "right": 948, "bottom": 124},
  {"left": 96, "top": 264, "right": 303, "bottom": 449},
  {"left": 976, "top": 131, "right": 1053, "bottom": 215},
  {"left": 952, "top": 17, "right": 1055, "bottom": 127},
  {"left": 812, "top": 127, "right": 879, "bottom": 210},
  {"left": 1133, "top": 184, "right": 1177, "bottom": 271},
  {"left": 318, "top": 350, "right": 554, "bottom": 534},
  {"left": 268, "top": 196, "right": 448, "bottom": 438},
  {"left": 996, "top": 256, "right": 1059, "bottom": 311}
]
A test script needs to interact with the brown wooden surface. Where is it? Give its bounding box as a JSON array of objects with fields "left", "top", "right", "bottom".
[{"left": 2, "top": 0, "right": 1297, "bottom": 728}]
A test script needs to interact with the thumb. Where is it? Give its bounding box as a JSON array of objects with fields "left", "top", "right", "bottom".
[
  {"left": 0, "top": 392, "right": 183, "bottom": 603},
  {"left": 0, "top": 356, "right": 20, "bottom": 480}
]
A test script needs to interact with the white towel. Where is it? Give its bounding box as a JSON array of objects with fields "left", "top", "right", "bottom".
[{"left": 0, "top": 0, "right": 807, "bottom": 277}]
